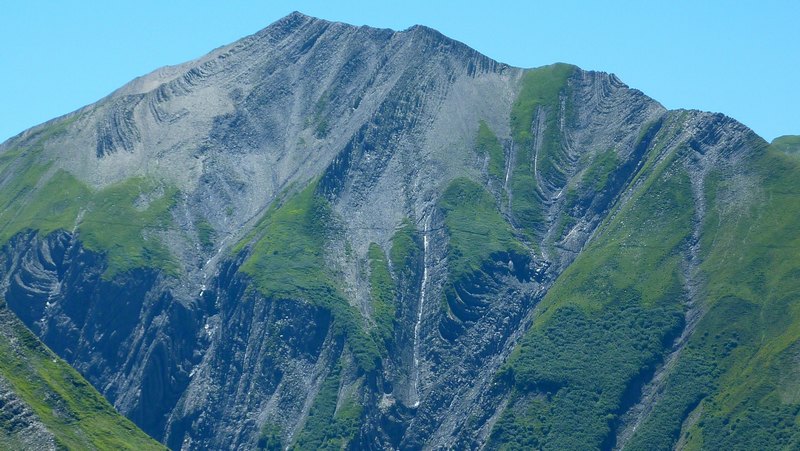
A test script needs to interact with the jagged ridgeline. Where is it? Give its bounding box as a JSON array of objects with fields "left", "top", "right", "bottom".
[{"left": 0, "top": 11, "right": 798, "bottom": 450}]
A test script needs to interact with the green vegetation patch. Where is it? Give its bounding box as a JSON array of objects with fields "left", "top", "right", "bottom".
[
  {"left": 627, "top": 144, "right": 800, "bottom": 448},
  {"left": 389, "top": 219, "right": 423, "bottom": 281},
  {"left": 555, "top": 148, "right": 621, "bottom": 241},
  {"left": 583, "top": 148, "right": 620, "bottom": 194},
  {"left": 508, "top": 63, "right": 576, "bottom": 237},
  {"left": 770, "top": 135, "right": 800, "bottom": 155},
  {"left": 0, "top": 151, "right": 178, "bottom": 278},
  {"left": 476, "top": 120, "right": 505, "bottom": 181},
  {"left": 0, "top": 120, "right": 81, "bottom": 244},
  {"left": 0, "top": 300, "right": 164, "bottom": 450},
  {"left": 494, "top": 134, "right": 800, "bottom": 449},
  {"left": 238, "top": 182, "right": 381, "bottom": 373},
  {"left": 0, "top": 117, "right": 179, "bottom": 278},
  {"left": 388, "top": 219, "right": 424, "bottom": 329},
  {"left": 239, "top": 183, "right": 333, "bottom": 298},
  {"left": 80, "top": 178, "right": 178, "bottom": 278},
  {"left": 292, "top": 361, "right": 364, "bottom": 450},
  {"left": 368, "top": 242, "right": 396, "bottom": 353},
  {"left": 256, "top": 422, "right": 283, "bottom": 450},
  {"left": 195, "top": 217, "right": 216, "bottom": 251},
  {"left": 439, "top": 178, "right": 527, "bottom": 280},
  {"left": 0, "top": 167, "right": 87, "bottom": 244},
  {"left": 510, "top": 64, "right": 575, "bottom": 147},
  {"left": 367, "top": 221, "right": 425, "bottom": 355},
  {"left": 438, "top": 178, "right": 530, "bottom": 326},
  {"left": 492, "top": 301, "right": 683, "bottom": 449},
  {"left": 653, "top": 143, "right": 800, "bottom": 449}
]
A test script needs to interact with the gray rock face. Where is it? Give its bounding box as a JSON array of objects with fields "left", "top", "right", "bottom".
[
  {"left": 0, "top": 230, "right": 199, "bottom": 441},
  {"left": 0, "top": 370, "right": 56, "bottom": 451},
  {"left": 0, "top": 12, "right": 763, "bottom": 450}
]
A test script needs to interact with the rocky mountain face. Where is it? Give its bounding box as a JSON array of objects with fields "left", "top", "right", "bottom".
[{"left": 1, "top": 12, "right": 799, "bottom": 450}]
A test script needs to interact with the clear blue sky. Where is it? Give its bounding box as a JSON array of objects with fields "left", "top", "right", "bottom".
[{"left": 1, "top": 1, "right": 797, "bottom": 143}]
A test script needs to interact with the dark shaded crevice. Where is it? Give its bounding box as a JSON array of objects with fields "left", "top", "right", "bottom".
[
  {"left": 296, "top": 23, "right": 330, "bottom": 56},
  {"left": 582, "top": 117, "right": 665, "bottom": 220},
  {"left": 600, "top": 118, "right": 664, "bottom": 209},
  {"left": 440, "top": 251, "right": 534, "bottom": 337}
]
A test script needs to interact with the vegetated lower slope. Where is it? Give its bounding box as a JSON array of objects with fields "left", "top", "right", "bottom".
[
  {"left": 0, "top": 11, "right": 798, "bottom": 450},
  {"left": 0, "top": 299, "right": 164, "bottom": 450},
  {"left": 491, "top": 126, "right": 693, "bottom": 448},
  {"left": 490, "top": 127, "right": 800, "bottom": 450},
  {"left": 635, "top": 137, "right": 800, "bottom": 450}
]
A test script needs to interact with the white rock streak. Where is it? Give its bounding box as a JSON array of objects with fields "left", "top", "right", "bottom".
[
  {"left": 504, "top": 142, "right": 513, "bottom": 188},
  {"left": 412, "top": 218, "right": 430, "bottom": 407}
]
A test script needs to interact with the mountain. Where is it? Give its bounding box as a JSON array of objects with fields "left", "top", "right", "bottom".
[{"left": 1, "top": 11, "right": 798, "bottom": 450}]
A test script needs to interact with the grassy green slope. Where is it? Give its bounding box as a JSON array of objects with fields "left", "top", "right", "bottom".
[
  {"left": 290, "top": 360, "right": 364, "bottom": 450},
  {"left": 389, "top": 219, "right": 423, "bottom": 285},
  {"left": 0, "top": 120, "right": 178, "bottom": 277},
  {"left": 490, "top": 131, "right": 800, "bottom": 450},
  {"left": 489, "top": 140, "right": 692, "bottom": 449},
  {"left": 627, "top": 139, "right": 800, "bottom": 450},
  {"left": 439, "top": 178, "right": 527, "bottom": 280},
  {"left": 476, "top": 120, "right": 506, "bottom": 182},
  {"left": 237, "top": 181, "right": 381, "bottom": 373},
  {"left": 0, "top": 300, "right": 164, "bottom": 450},
  {"left": 287, "top": 221, "right": 422, "bottom": 449},
  {"left": 438, "top": 178, "right": 530, "bottom": 328},
  {"left": 368, "top": 242, "right": 397, "bottom": 353},
  {"left": 770, "top": 135, "right": 800, "bottom": 155},
  {"left": 508, "top": 63, "right": 576, "bottom": 239}
]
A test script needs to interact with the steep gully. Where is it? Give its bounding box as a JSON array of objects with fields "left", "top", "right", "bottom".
[{"left": 412, "top": 216, "right": 430, "bottom": 408}]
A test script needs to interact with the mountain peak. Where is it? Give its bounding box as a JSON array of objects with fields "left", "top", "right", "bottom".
[{"left": 271, "top": 10, "right": 320, "bottom": 30}]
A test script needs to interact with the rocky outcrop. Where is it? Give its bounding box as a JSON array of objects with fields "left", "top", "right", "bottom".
[{"left": 0, "top": 377, "right": 56, "bottom": 450}]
